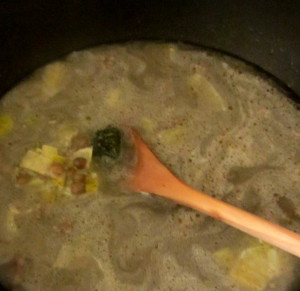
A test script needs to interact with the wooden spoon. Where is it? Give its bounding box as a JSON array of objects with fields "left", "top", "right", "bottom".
[{"left": 129, "top": 129, "right": 300, "bottom": 258}]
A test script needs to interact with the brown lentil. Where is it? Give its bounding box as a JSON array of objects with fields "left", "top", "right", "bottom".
[{"left": 73, "top": 157, "right": 87, "bottom": 169}]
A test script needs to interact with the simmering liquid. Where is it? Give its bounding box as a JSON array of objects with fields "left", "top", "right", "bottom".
[{"left": 0, "top": 43, "right": 299, "bottom": 291}]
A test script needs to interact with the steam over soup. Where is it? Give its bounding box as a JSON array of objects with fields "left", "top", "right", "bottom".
[{"left": 0, "top": 43, "right": 299, "bottom": 291}]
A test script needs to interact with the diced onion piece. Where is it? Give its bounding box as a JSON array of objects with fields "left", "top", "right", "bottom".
[
  {"left": 0, "top": 114, "right": 13, "bottom": 137},
  {"left": 6, "top": 206, "right": 19, "bottom": 234},
  {"left": 41, "top": 62, "right": 67, "bottom": 97},
  {"left": 86, "top": 172, "right": 99, "bottom": 193},
  {"left": 20, "top": 145, "right": 65, "bottom": 177},
  {"left": 140, "top": 117, "right": 156, "bottom": 132},
  {"left": 41, "top": 145, "right": 65, "bottom": 164},
  {"left": 159, "top": 126, "right": 186, "bottom": 145},
  {"left": 105, "top": 89, "right": 121, "bottom": 108},
  {"left": 230, "top": 244, "right": 283, "bottom": 291},
  {"left": 213, "top": 248, "right": 236, "bottom": 270},
  {"left": 187, "top": 74, "right": 226, "bottom": 112},
  {"left": 0, "top": 205, "right": 20, "bottom": 241},
  {"left": 20, "top": 150, "right": 53, "bottom": 175},
  {"left": 41, "top": 145, "right": 58, "bottom": 157}
]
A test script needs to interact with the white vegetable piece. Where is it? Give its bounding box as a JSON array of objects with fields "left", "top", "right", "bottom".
[
  {"left": 41, "top": 62, "right": 68, "bottom": 97},
  {"left": 20, "top": 145, "right": 65, "bottom": 176},
  {"left": 20, "top": 150, "right": 53, "bottom": 175},
  {"left": 187, "top": 74, "right": 226, "bottom": 111},
  {"left": 0, "top": 205, "right": 20, "bottom": 241}
]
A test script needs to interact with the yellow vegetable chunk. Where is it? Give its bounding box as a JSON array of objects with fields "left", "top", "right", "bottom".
[
  {"left": 41, "top": 145, "right": 58, "bottom": 157},
  {"left": 41, "top": 145, "right": 65, "bottom": 164},
  {"left": 54, "top": 244, "right": 80, "bottom": 268},
  {"left": 106, "top": 88, "right": 121, "bottom": 108},
  {"left": 230, "top": 244, "right": 283, "bottom": 291},
  {"left": 19, "top": 143, "right": 99, "bottom": 198},
  {"left": 0, "top": 114, "right": 13, "bottom": 137},
  {"left": 20, "top": 150, "right": 53, "bottom": 175},
  {"left": 20, "top": 145, "right": 65, "bottom": 177},
  {"left": 53, "top": 175, "right": 66, "bottom": 187},
  {"left": 159, "top": 126, "right": 186, "bottom": 145},
  {"left": 5, "top": 206, "right": 19, "bottom": 235},
  {"left": 41, "top": 62, "right": 67, "bottom": 97},
  {"left": 0, "top": 205, "right": 20, "bottom": 242},
  {"left": 140, "top": 117, "right": 156, "bottom": 132},
  {"left": 187, "top": 74, "right": 226, "bottom": 112},
  {"left": 86, "top": 172, "right": 99, "bottom": 193},
  {"left": 213, "top": 248, "right": 236, "bottom": 270},
  {"left": 54, "top": 237, "right": 91, "bottom": 268}
]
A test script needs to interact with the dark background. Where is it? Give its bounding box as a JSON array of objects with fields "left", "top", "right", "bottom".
[
  {"left": 0, "top": 0, "right": 300, "bottom": 290},
  {"left": 0, "top": 0, "right": 300, "bottom": 98}
]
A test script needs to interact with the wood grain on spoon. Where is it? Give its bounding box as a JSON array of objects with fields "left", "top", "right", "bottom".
[{"left": 129, "top": 129, "right": 300, "bottom": 258}]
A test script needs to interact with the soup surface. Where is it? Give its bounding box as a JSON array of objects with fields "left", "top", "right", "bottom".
[{"left": 0, "top": 43, "right": 299, "bottom": 291}]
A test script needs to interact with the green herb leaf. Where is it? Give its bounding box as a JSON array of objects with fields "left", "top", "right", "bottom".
[{"left": 92, "top": 126, "right": 121, "bottom": 159}]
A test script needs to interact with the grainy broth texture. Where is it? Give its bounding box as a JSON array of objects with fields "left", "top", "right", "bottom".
[{"left": 0, "top": 43, "right": 299, "bottom": 291}]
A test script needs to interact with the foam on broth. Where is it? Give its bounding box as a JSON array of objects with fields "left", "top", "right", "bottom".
[{"left": 0, "top": 42, "right": 299, "bottom": 291}]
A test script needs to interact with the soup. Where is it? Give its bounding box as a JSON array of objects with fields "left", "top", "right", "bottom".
[{"left": 0, "top": 43, "right": 299, "bottom": 291}]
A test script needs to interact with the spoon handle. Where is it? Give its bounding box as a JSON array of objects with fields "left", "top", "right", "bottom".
[
  {"left": 131, "top": 129, "right": 300, "bottom": 257},
  {"left": 157, "top": 178, "right": 300, "bottom": 257}
]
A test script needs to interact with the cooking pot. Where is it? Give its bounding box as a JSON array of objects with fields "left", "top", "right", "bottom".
[{"left": 0, "top": 1, "right": 299, "bottom": 290}]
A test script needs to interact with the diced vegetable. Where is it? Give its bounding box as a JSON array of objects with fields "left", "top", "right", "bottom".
[
  {"left": 0, "top": 205, "right": 20, "bottom": 241},
  {"left": 86, "top": 172, "right": 99, "bottom": 193},
  {"left": 40, "top": 145, "right": 58, "bottom": 158},
  {"left": 92, "top": 126, "right": 121, "bottom": 159},
  {"left": 159, "top": 126, "right": 186, "bottom": 145},
  {"left": 54, "top": 244, "right": 79, "bottom": 268},
  {"left": 54, "top": 242, "right": 101, "bottom": 271},
  {"left": 53, "top": 175, "right": 66, "bottom": 187},
  {"left": 213, "top": 248, "right": 236, "bottom": 270},
  {"left": 18, "top": 139, "right": 101, "bottom": 199},
  {"left": 140, "top": 117, "right": 156, "bottom": 132},
  {"left": 187, "top": 74, "right": 226, "bottom": 112},
  {"left": 28, "top": 176, "right": 47, "bottom": 188},
  {"left": 54, "top": 236, "right": 93, "bottom": 268},
  {"left": 41, "top": 62, "right": 67, "bottom": 97},
  {"left": 41, "top": 145, "right": 65, "bottom": 164},
  {"left": 168, "top": 45, "right": 178, "bottom": 63},
  {"left": 20, "top": 150, "right": 53, "bottom": 175},
  {"left": 20, "top": 145, "right": 65, "bottom": 176},
  {"left": 105, "top": 89, "right": 121, "bottom": 108},
  {"left": 6, "top": 206, "right": 19, "bottom": 235},
  {"left": 214, "top": 242, "right": 284, "bottom": 291},
  {"left": 230, "top": 244, "right": 283, "bottom": 291},
  {"left": 0, "top": 114, "right": 13, "bottom": 137}
]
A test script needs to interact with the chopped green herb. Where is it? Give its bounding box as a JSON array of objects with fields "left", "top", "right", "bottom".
[{"left": 92, "top": 126, "right": 121, "bottom": 159}]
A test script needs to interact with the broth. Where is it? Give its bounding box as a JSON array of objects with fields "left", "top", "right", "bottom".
[{"left": 0, "top": 42, "right": 299, "bottom": 290}]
